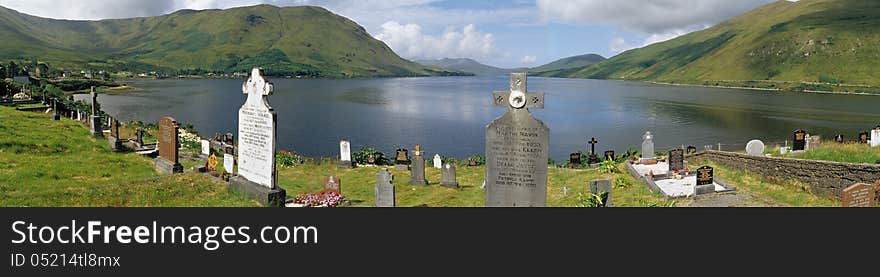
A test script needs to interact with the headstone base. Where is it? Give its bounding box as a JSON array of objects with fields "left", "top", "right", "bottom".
[
  {"left": 440, "top": 181, "right": 459, "bottom": 188},
  {"left": 337, "top": 160, "right": 353, "bottom": 169},
  {"left": 394, "top": 164, "right": 409, "bottom": 171},
  {"left": 108, "top": 137, "right": 124, "bottom": 152},
  {"left": 154, "top": 158, "right": 183, "bottom": 175},
  {"left": 52, "top": 113, "right": 60, "bottom": 120},
  {"left": 228, "top": 176, "right": 286, "bottom": 207},
  {"left": 408, "top": 178, "right": 428, "bottom": 186},
  {"left": 695, "top": 184, "right": 716, "bottom": 196}
]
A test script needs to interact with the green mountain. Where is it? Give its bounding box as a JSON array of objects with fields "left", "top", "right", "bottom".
[
  {"left": 571, "top": 0, "right": 880, "bottom": 87},
  {"left": 417, "top": 58, "right": 524, "bottom": 76},
  {"left": 529, "top": 54, "right": 605, "bottom": 77},
  {"left": 0, "top": 4, "right": 466, "bottom": 78}
]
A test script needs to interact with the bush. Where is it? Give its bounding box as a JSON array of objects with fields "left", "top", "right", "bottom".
[
  {"left": 598, "top": 158, "right": 618, "bottom": 174},
  {"left": 352, "top": 147, "right": 389, "bottom": 165},
  {"left": 467, "top": 155, "right": 485, "bottom": 166},
  {"left": 277, "top": 150, "right": 304, "bottom": 167},
  {"left": 577, "top": 192, "right": 608, "bottom": 208}
]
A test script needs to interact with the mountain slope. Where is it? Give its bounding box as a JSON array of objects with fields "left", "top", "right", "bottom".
[
  {"left": 529, "top": 54, "right": 605, "bottom": 77},
  {"left": 417, "top": 58, "right": 521, "bottom": 76},
  {"left": 0, "top": 5, "right": 465, "bottom": 78},
  {"left": 572, "top": 0, "right": 880, "bottom": 86}
]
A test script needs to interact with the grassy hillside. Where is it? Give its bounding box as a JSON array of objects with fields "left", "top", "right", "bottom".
[
  {"left": 0, "top": 5, "right": 465, "bottom": 78},
  {"left": 572, "top": 0, "right": 880, "bottom": 87},
  {"left": 417, "top": 58, "right": 519, "bottom": 76},
  {"left": 530, "top": 54, "right": 605, "bottom": 77}
]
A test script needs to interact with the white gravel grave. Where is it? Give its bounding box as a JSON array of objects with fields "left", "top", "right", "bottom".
[
  {"left": 632, "top": 162, "right": 670, "bottom": 177},
  {"left": 653, "top": 176, "right": 731, "bottom": 198}
]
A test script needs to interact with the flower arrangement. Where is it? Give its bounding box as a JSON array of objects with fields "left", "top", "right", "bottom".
[{"left": 291, "top": 191, "right": 348, "bottom": 207}]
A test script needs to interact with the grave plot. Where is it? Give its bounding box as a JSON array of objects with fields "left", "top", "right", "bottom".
[{"left": 626, "top": 148, "right": 737, "bottom": 198}]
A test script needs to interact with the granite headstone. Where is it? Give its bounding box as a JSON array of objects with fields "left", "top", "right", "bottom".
[
  {"left": 155, "top": 117, "right": 183, "bottom": 174},
  {"left": 375, "top": 168, "right": 395, "bottom": 207}
]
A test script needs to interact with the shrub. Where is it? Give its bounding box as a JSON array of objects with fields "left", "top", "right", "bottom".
[
  {"left": 467, "top": 155, "right": 486, "bottom": 166},
  {"left": 352, "top": 147, "right": 389, "bottom": 165},
  {"left": 577, "top": 192, "right": 608, "bottom": 208},
  {"left": 277, "top": 150, "right": 304, "bottom": 167},
  {"left": 598, "top": 158, "right": 618, "bottom": 174}
]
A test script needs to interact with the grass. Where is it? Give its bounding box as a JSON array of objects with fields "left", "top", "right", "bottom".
[
  {"left": 0, "top": 106, "right": 258, "bottom": 207},
  {"left": 704, "top": 162, "right": 840, "bottom": 207},
  {"left": 769, "top": 142, "right": 880, "bottom": 164}
]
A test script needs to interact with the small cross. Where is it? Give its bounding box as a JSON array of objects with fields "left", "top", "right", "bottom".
[
  {"left": 242, "top": 68, "right": 274, "bottom": 107},
  {"left": 493, "top": 73, "right": 544, "bottom": 110},
  {"left": 562, "top": 186, "right": 569, "bottom": 196},
  {"left": 588, "top": 137, "right": 599, "bottom": 154}
]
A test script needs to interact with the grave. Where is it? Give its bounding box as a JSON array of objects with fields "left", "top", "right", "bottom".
[
  {"left": 407, "top": 145, "right": 428, "bottom": 185},
  {"left": 586, "top": 137, "right": 601, "bottom": 166},
  {"left": 569, "top": 152, "right": 582, "bottom": 168},
  {"left": 842, "top": 183, "right": 875, "bottom": 207},
  {"left": 135, "top": 128, "right": 144, "bottom": 146},
  {"left": 644, "top": 165, "right": 736, "bottom": 198},
  {"left": 805, "top": 135, "right": 821, "bottom": 151},
  {"left": 375, "top": 168, "right": 395, "bottom": 207},
  {"left": 108, "top": 118, "right": 124, "bottom": 152},
  {"left": 223, "top": 145, "right": 235, "bottom": 178},
  {"left": 394, "top": 148, "right": 410, "bottom": 171},
  {"left": 89, "top": 87, "right": 103, "bottom": 138},
  {"left": 871, "top": 127, "right": 880, "bottom": 147},
  {"left": 589, "top": 179, "right": 613, "bottom": 207},
  {"left": 604, "top": 150, "right": 615, "bottom": 161},
  {"left": 433, "top": 154, "right": 442, "bottom": 169},
  {"left": 324, "top": 176, "right": 341, "bottom": 194},
  {"left": 440, "top": 163, "right": 459, "bottom": 188},
  {"left": 859, "top": 131, "right": 869, "bottom": 144},
  {"left": 834, "top": 134, "right": 844, "bottom": 143},
  {"left": 228, "top": 68, "right": 286, "bottom": 207},
  {"left": 668, "top": 148, "right": 684, "bottom": 172},
  {"left": 641, "top": 131, "right": 655, "bottom": 162},
  {"left": 746, "top": 140, "right": 765, "bottom": 156},
  {"left": 485, "top": 73, "right": 549, "bottom": 207},
  {"left": 792, "top": 129, "right": 806, "bottom": 151},
  {"left": 338, "top": 140, "right": 353, "bottom": 169},
  {"left": 686, "top": 146, "right": 698, "bottom": 155},
  {"left": 154, "top": 117, "right": 183, "bottom": 174},
  {"left": 200, "top": 139, "right": 211, "bottom": 159}
]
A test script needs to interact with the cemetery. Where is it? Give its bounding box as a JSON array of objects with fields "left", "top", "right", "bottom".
[{"left": 0, "top": 69, "right": 877, "bottom": 208}]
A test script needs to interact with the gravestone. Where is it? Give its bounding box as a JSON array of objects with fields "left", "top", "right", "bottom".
[
  {"left": 668, "top": 148, "right": 684, "bottom": 172},
  {"left": 587, "top": 137, "right": 601, "bottom": 165},
  {"left": 805, "top": 135, "right": 821, "bottom": 151},
  {"left": 135, "top": 128, "right": 144, "bottom": 146},
  {"left": 792, "top": 130, "right": 806, "bottom": 151},
  {"left": 407, "top": 145, "right": 428, "bottom": 185},
  {"left": 108, "top": 118, "right": 123, "bottom": 152},
  {"left": 433, "top": 154, "right": 442, "bottom": 169},
  {"left": 485, "top": 73, "right": 548, "bottom": 207},
  {"left": 859, "top": 131, "right": 869, "bottom": 144},
  {"left": 201, "top": 140, "right": 211, "bottom": 158},
  {"left": 589, "top": 179, "right": 613, "bottom": 207},
  {"left": 641, "top": 131, "right": 655, "bottom": 161},
  {"left": 842, "top": 183, "right": 875, "bottom": 207},
  {"left": 440, "top": 163, "right": 459, "bottom": 188},
  {"left": 686, "top": 146, "right": 697, "bottom": 155},
  {"left": 569, "top": 152, "right": 582, "bottom": 168},
  {"left": 225, "top": 133, "right": 234, "bottom": 145},
  {"left": 89, "top": 87, "right": 103, "bottom": 138},
  {"left": 338, "top": 140, "right": 353, "bottom": 169},
  {"left": 604, "top": 150, "right": 615, "bottom": 161},
  {"left": 394, "top": 148, "right": 410, "bottom": 171},
  {"left": 375, "top": 168, "right": 395, "bottom": 207},
  {"left": 324, "top": 176, "right": 341, "bottom": 194},
  {"left": 746, "top": 140, "right": 765, "bottom": 156},
  {"left": 695, "top": 165, "right": 715, "bottom": 195},
  {"left": 155, "top": 117, "right": 183, "bottom": 174},
  {"left": 228, "top": 68, "right": 286, "bottom": 207},
  {"left": 223, "top": 146, "right": 235, "bottom": 176},
  {"left": 51, "top": 100, "right": 59, "bottom": 120},
  {"left": 206, "top": 154, "right": 219, "bottom": 173},
  {"left": 871, "top": 127, "right": 880, "bottom": 147},
  {"left": 834, "top": 134, "right": 844, "bottom": 143}
]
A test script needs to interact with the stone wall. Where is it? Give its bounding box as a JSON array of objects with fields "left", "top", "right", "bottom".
[{"left": 688, "top": 151, "right": 880, "bottom": 198}]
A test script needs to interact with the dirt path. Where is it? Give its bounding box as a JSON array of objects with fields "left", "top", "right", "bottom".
[{"left": 678, "top": 192, "right": 783, "bottom": 207}]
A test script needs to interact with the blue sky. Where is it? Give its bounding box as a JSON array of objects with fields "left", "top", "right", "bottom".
[{"left": 0, "top": 0, "right": 781, "bottom": 68}]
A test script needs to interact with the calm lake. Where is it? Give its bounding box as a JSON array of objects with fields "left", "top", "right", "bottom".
[{"left": 79, "top": 76, "right": 880, "bottom": 161}]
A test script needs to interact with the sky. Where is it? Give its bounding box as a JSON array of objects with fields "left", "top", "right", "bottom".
[{"left": 0, "top": 0, "right": 785, "bottom": 68}]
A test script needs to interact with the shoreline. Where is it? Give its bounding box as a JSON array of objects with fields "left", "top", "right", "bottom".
[{"left": 645, "top": 81, "right": 880, "bottom": 96}]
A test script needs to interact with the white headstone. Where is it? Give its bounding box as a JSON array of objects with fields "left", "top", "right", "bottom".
[
  {"left": 201, "top": 140, "right": 210, "bottom": 156},
  {"left": 641, "top": 131, "right": 655, "bottom": 160},
  {"left": 872, "top": 129, "right": 880, "bottom": 147},
  {"left": 780, "top": 147, "right": 789, "bottom": 155},
  {"left": 340, "top": 140, "right": 351, "bottom": 162},
  {"left": 433, "top": 154, "right": 442, "bottom": 169},
  {"left": 746, "top": 140, "right": 765, "bottom": 156},
  {"left": 224, "top": 153, "right": 234, "bottom": 174},
  {"left": 237, "top": 68, "right": 277, "bottom": 189}
]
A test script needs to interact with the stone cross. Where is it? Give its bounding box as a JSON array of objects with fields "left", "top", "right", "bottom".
[
  {"left": 236, "top": 67, "right": 278, "bottom": 189},
  {"left": 485, "top": 73, "right": 549, "bottom": 207},
  {"left": 562, "top": 186, "right": 569, "bottom": 196},
  {"left": 90, "top": 86, "right": 98, "bottom": 116}
]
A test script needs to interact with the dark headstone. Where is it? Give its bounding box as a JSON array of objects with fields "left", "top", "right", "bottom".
[
  {"left": 587, "top": 137, "right": 600, "bottom": 164},
  {"left": 407, "top": 149, "right": 428, "bottom": 185},
  {"left": 155, "top": 117, "right": 183, "bottom": 174},
  {"left": 89, "top": 88, "right": 102, "bottom": 138},
  {"left": 695, "top": 165, "right": 715, "bottom": 195},
  {"left": 375, "top": 168, "right": 395, "bottom": 207},
  {"left": 569, "top": 152, "right": 582, "bottom": 168},
  {"left": 589, "top": 179, "right": 613, "bottom": 207},
  {"left": 225, "top": 132, "right": 234, "bottom": 145},
  {"left": 108, "top": 118, "right": 123, "bottom": 152},
  {"left": 859, "top": 131, "right": 869, "bottom": 144},
  {"left": 135, "top": 128, "right": 144, "bottom": 146},
  {"left": 604, "top": 150, "right": 615, "bottom": 161},
  {"left": 394, "top": 148, "right": 410, "bottom": 171},
  {"left": 686, "top": 146, "right": 697, "bottom": 155},
  {"left": 668, "top": 148, "right": 684, "bottom": 172},
  {"left": 440, "top": 164, "right": 459, "bottom": 188},
  {"left": 842, "top": 183, "right": 875, "bottom": 207},
  {"left": 834, "top": 134, "right": 844, "bottom": 143},
  {"left": 485, "top": 73, "right": 549, "bottom": 207},
  {"left": 792, "top": 129, "right": 806, "bottom": 151},
  {"left": 214, "top": 133, "right": 222, "bottom": 142}
]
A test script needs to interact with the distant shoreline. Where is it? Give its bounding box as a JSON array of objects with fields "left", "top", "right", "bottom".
[{"left": 645, "top": 81, "right": 880, "bottom": 96}]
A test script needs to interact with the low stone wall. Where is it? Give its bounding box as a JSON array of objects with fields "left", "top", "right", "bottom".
[{"left": 688, "top": 151, "right": 880, "bottom": 198}]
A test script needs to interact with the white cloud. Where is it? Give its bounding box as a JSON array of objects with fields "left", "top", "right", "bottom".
[
  {"left": 609, "top": 27, "right": 697, "bottom": 54},
  {"left": 536, "top": 0, "right": 774, "bottom": 34},
  {"left": 520, "top": 55, "right": 537, "bottom": 64},
  {"left": 375, "top": 22, "right": 498, "bottom": 61}
]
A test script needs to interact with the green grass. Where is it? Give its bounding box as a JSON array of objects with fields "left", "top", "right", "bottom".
[
  {"left": 705, "top": 162, "right": 840, "bottom": 207},
  {"left": 770, "top": 142, "right": 880, "bottom": 164},
  {"left": 0, "top": 106, "right": 258, "bottom": 207}
]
